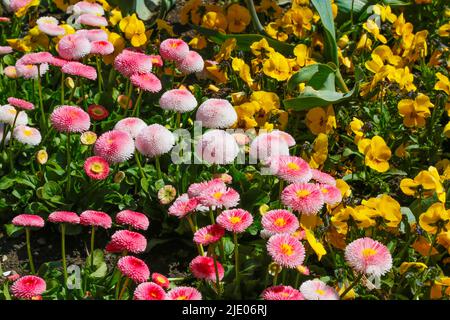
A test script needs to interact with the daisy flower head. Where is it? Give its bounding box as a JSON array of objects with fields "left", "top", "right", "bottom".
[
  {"left": 13, "top": 125, "right": 41, "bottom": 146},
  {"left": 157, "top": 185, "right": 177, "bottom": 205},
  {"left": 159, "top": 38, "right": 189, "bottom": 62},
  {"left": 68, "top": 1, "right": 104, "bottom": 16},
  {"left": 198, "top": 180, "right": 240, "bottom": 209},
  {"left": 48, "top": 56, "right": 69, "bottom": 67},
  {"left": 11, "top": 276, "right": 46, "bottom": 300},
  {"left": 168, "top": 194, "right": 199, "bottom": 218},
  {"left": 114, "top": 49, "right": 152, "bottom": 78},
  {"left": 12, "top": 214, "right": 44, "bottom": 228},
  {"left": 269, "top": 155, "right": 312, "bottom": 184},
  {"left": 300, "top": 279, "right": 339, "bottom": 300},
  {"left": 188, "top": 179, "right": 222, "bottom": 198},
  {"left": 130, "top": 73, "right": 162, "bottom": 93},
  {"left": 87, "top": 104, "right": 109, "bottom": 121},
  {"left": 80, "top": 210, "right": 112, "bottom": 229},
  {"left": 105, "top": 230, "right": 147, "bottom": 254},
  {"left": 0, "top": 105, "right": 27, "bottom": 126},
  {"left": 189, "top": 255, "right": 224, "bottom": 282},
  {"left": 262, "top": 285, "right": 304, "bottom": 300},
  {"left": 134, "top": 282, "right": 166, "bottom": 300},
  {"left": 117, "top": 256, "right": 150, "bottom": 283},
  {"left": 80, "top": 131, "right": 97, "bottom": 145},
  {"left": 135, "top": 124, "right": 175, "bottom": 158},
  {"left": 77, "top": 29, "right": 108, "bottom": 42},
  {"left": 0, "top": 46, "right": 13, "bottom": 55},
  {"left": 159, "top": 89, "right": 197, "bottom": 113},
  {"left": 311, "top": 169, "right": 336, "bottom": 186},
  {"left": 177, "top": 50, "right": 205, "bottom": 74},
  {"left": 270, "top": 130, "right": 296, "bottom": 147},
  {"left": 17, "top": 52, "right": 53, "bottom": 65},
  {"left": 115, "top": 210, "right": 149, "bottom": 231},
  {"left": 167, "top": 286, "right": 202, "bottom": 300},
  {"left": 217, "top": 209, "right": 253, "bottom": 233},
  {"left": 249, "top": 132, "right": 290, "bottom": 164},
  {"left": 90, "top": 40, "right": 114, "bottom": 55},
  {"left": 261, "top": 209, "right": 299, "bottom": 235},
  {"left": 195, "top": 99, "right": 237, "bottom": 129},
  {"left": 7, "top": 97, "right": 34, "bottom": 110},
  {"left": 344, "top": 237, "right": 393, "bottom": 277},
  {"left": 50, "top": 105, "right": 90, "bottom": 133},
  {"left": 16, "top": 63, "right": 49, "bottom": 79},
  {"left": 281, "top": 183, "right": 325, "bottom": 215},
  {"left": 193, "top": 224, "right": 225, "bottom": 245},
  {"left": 57, "top": 34, "right": 91, "bottom": 61},
  {"left": 36, "top": 16, "right": 65, "bottom": 36},
  {"left": 151, "top": 273, "right": 170, "bottom": 289},
  {"left": 62, "top": 62, "right": 97, "bottom": 80},
  {"left": 76, "top": 13, "right": 108, "bottom": 27},
  {"left": 267, "top": 233, "right": 305, "bottom": 268},
  {"left": 195, "top": 129, "right": 239, "bottom": 165},
  {"left": 319, "top": 184, "right": 342, "bottom": 205},
  {"left": 149, "top": 55, "right": 163, "bottom": 67},
  {"left": 94, "top": 130, "right": 135, "bottom": 164},
  {"left": 114, "top": 117, "right": 146, "bottom": 139},
  {"left": 48, "top": 211, "right": 80, "bottom": 224},
  {"left": 4, "top": 66, "right": 17, "bottom": 78}
]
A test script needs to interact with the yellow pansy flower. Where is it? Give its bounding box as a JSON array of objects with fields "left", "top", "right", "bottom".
[
  {"left": 215, "top": 38, "right": 236, "bottom": 62},
  {"left": 438, "top": 23, "right": 450, "bottom": 37},
  {"left": 305, "top": 106, "right": 336, "bottom": 135},
  {"left": 293, "top": 43, "right": 314, "bottom": 67},
  {"left": 205, "top": 61, "right": 228, "bottom": 84},
  {"left": 399, "top": 262, "right": 427, "bottom": 274},
  {"left": 15, "top": 0, "right": 40, "bottom": 18},
  {"left": 109, "top": 8, "right": 123, "bottom": 26},
  {"left": 119, "top": 14, "right": 147, "bottom": 47},
  {"left": 362, "top": 195, "right": 402, "bottom": 228},
  {"left": 336, "top": 179, "right": 351, "bottom": 198},
  {"left": 156, "top": 19, "right": 176, "bottom": 37},
  {"left": 373, "top": 5, "right": 396, "bottom": 23},
  {"left": 250, "top": 38, "right": 274, "bottom": 57},
  {"left": 262, "top": 52, "right": 291, "bottom": 81},
  {"left": 398, "top": 93, "right": 434, "bottom": 128},
  {"left": 438, "top": 231, "right": 450, "bottom": 254},
  {"left": 180, "top": 0, "right": 202, "bottom": 25},
  {"left": 358, "top": 136, "right": 391, "bottom": 173},
  {"left": 304, "top": 229, "right": 326, "bottom": 261},
  {"left": 201, "top": 11, "right": 228, "bottom": 32},
  {"left": 256, "top": 0, "right": 283, "bottom": 17},
  {"left": 419, "top": 203, "right": 449, "bottom": 234},
  {"left": 435, "top": 72, "right": 450, "bottom": 95},
  {"left": 283, "top": 7, "right": 314, "bottom": 38},
  {"left": 232, "top": 57, "right": 255, "bottom": 88},
  {"left": 363, "top": 19, "right": 387, "bottom": 43},
  {"left": 444, "top": 121, "right": 450, "bottom": 138},
  {"left": 349, "top": 117, "right": 365, "bottom": 143},
  {"left": 308, "top": 133, "right": 328, "bottom": 169},
  {"left": 189, "top": 35, "right": 207, "bottom": 50},
  {"left": 265, "top": 20, "right": 289, "bottom": 42},
  {"left": 431, "top": 276, "right": 450, "bottom": 299},
  {"left": 412, "top": 236, "right": 439, "bottom": 256},
  {"left": 356, "top": 33, "right": 372, "bottom": 52},
  {"left": 250, "top": 91, "right": 280, "bottom": 113},
  {"left": 226, "top": 4, "right": 251, "bottom": 33}
]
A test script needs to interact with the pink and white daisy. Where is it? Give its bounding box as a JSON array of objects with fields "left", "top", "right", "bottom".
[
  {"left": 16, "top": 63, "right": 49, "bottom": 79},
  {"left": 311, "top": 169, "right": 336, "bottom": 186},
  {"left": 68, "top": 1, "right": 104, "bottom": 16},
  {"left": 116, "top": 210, "right": 149, "bottom": 231},
  {"left": 195, "top": 99, "right": 237, "bottom": 129},
  {"left": 48, "top": 211, "right": 80, "bottom": 224},
  {"left": 36, "top": 16, "right": 65, "bottom": 36},
  {"left": 262, "top": 285, "right": 304, "bottom": 300},
  {"left": 270, "top": 130, "right": 296, "bottom": 147},
  {"left": 48, "top": 56, "right": 69, "bottom": 68},
  {"left": 3, "top": 66, "right": 17, "bottom": 78},
  {"left": 90, "top": 40, "right": 114, "bottom": 55},
  {"left": 12, "top": 214, "right": 44, "bottom": 228},
  {"left": 114, "top": 117, "right": 146, "bottom": 139},
  {"left": 149, "top": 55, "right": 163, "bottom": 67},
  {"left": 151, "top": 273, "right": 170, "bottom": 289},
  {"left": 267, "top": 233, "right": 305, "bottom": 268},
  {"left": 76, "top": 13, "right": 108, "bottom": 27},
  {"left": 319, "top": 184, "right": 342, "bottom": 205},
  {"left": 299, "top": 279, "right": 339, "bottom": 300},
  {"left": 195, "top": 129, "right": 239, "bottom": 165},
  {"left": 94, "top": 130, "right": 135, "bottom": 164},
  {"left": 159, "top": 89, "right": 197, "bottom": 113},
  {"left": 189, "top": 255, "right": 224, "bottom": 282},
  {"left": 281, "top": 183, "right": 325, "bottom": 215},
  {"left": 83, "top": 156, "right": 110, "bottom": 180},
  {"left": 11, "top": 276, "right": 46, "bottom": 300},
  {"left": 62, "top": 62, "right": 97, "bottom": 80},
  {"left": 13, "top": 125, "right": 41, "bottom": 146},
  {"left": 177, "top": 51, "right": 204, "bottom": 74},
  {"left": 131, "top": 73, "right": 162, "bottom": 93},
  {"left": 80, "top": 210, "right": 112, "bottom": 229},
  {"left": 168, "top": 194, "right": 199, "bottom": 218},
  {"left": 269, "top": 155, "right": 312, "bottom": 184},
  {"left": 57, "top": 34, "right": 91, "bottom": 61},
  {"left": 261, "top": 209, "right": 299, "bottom": 235},
  {"left": 193, "top": 224, "right": 225, "bottom": 245},
  {"left": 105, "top": 230, "right": 147, "bottom": 254},
  {"left": 249, "top": 132, "right": 290, "bottom": 164},
  {"left": 344, "top": 237, "right": 392, "bottom": 277},
  {"left": 0, "top": 46, "right": 13, "bottom": 55},
  {"left": 117, "top": 256, "right": 150, "bottom": 283},
  {"left": 135, "top": 124, "right": 175, "bottom": 158},
  {"left": 17, "top": 52, "right": 53, "bottom": 65},
  {"left": 50, "top": 105, "right": 90, "bottom": 133},
  {"left": 134, "top": 282, "right": 166, "bottom": 300},
  {"left": 198, "top": 180, "right": 240, "bottom": 209},
  {"left": 159, "top": 38, "right": 189, "bottom": 62},
  {"left": 167, "top": 286, "right": 202, "bottom": 300},
  {"left": 0, "top": 105, "right": 28, "bottom": 126},
  {"left": 188, "top": 179, "right": 222, "bottom": 198},
  {"left": 7, "top": 97, "right": 34, "bottom": 110},
  {"left": 114, "top": 49, "right": 152, "bottom": 78},
  {"left": 76, "top": 29, "right": 108, "bottom": 42},
  {"left": 216, "top": 209, "right": 253, "bottom": 233}
]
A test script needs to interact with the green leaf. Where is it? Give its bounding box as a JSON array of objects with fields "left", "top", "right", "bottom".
[
  {"left": 90, "top": 262, "right": 108, "bottom": 278},
  {"left": 107, "top": 0, "right": 137, "bottom": 15},
  {"left": 4, "top": 224, "right": 23, "bottom": 237},
  {"left": 287, "top": 63, "right": 336, "bottom": 92},
  {"left": 41, "top": 181, "right": 62, "bottom": 200},
  {"left": 311, "top": 0, "right": 338, "bottom": 65},
  {"left": 86, "top": 249, "right": 105, "bottom": 269}
]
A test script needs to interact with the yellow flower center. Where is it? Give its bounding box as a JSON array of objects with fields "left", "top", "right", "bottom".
[
  {"left": 90, "top": 163, "right": 104, "bottom": 174},
  {"left": 274, "top": 218, "right": 286, "bottom": 227},
  {"left": 321, "top": 188, "right": 329, "bottom": 194},
  {"left": 171, "top": 42, "right": 179, "bottom": 48},
  {"left": 8, "top": 109, "right": 17, "bottom": 115},
  {"left": 296, "top": 189, "right": 310, "bottom": 198},
  {"left": 23, "top": 128, "right": 33, "bottom": 136},
  {"left": 213, "top": 191, "right": 223, "bottom": 200},
  {"left": 362, "top": 248, "right": 377, "bottom": 257},
  {"left": 176, "top": 295, "right": 187, "bottom": 300},
  {"left": 230, "top": 216, "right": 241, "bottom": 224},
  {"left": 316, "top": 289, "right": 325, "bottom": 295},
  {"left": 280, "top": 243, "right": 294, "bottom": 256},
  {"left": 157, "top": 276, "right": 165, "bottom": 283},
  {"left": 287, "top": 162, "right": 300, "bottom": 171}
]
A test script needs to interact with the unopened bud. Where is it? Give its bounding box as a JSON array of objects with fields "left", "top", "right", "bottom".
[{"left": 36, "top": 149, "right": 48, "bottom": 165}]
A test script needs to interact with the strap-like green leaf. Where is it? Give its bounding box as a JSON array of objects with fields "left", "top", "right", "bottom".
[
  {"left": 311, "top": 0, "right": 338, "bottom": 65},
  {"left": 287, "top": 63, "right": 336, "bottom": 92}
]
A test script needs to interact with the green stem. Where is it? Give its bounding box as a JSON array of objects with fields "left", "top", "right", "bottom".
[
  {"left": 118, "top": 277, "right": 130, "bottom": 300},
  {"left": 131, "top": 90, "right": 143, "bottom": 117},
  {"left": 244, "top": 0, "right": 266, "bottom": 35},
  {"left": 340, "top": 273, "right": 363, "bottom": 299},
  {"left": 61, "top": 72, "right": 65, "bottom": 105},
  {"left": 155, "top": 156, "right": 162, "bottom": 180},
  {"left": 273, "top": 268, "right": 279, "bottom": 286},
  {"left": 25, "top": 228, "right": 36, "bottom": 274},
  {"left": 212, "top": 249, "right": 222, "bottom": 298},
  {"left": 36, "top": 66, "right": 46, "bottom": 132},
  {"left": 233, "top": 233, "right": 240, "bottom": 289},
  {"left": 336, "top": 69, "right": 349, "bottom": 93},
  {"left": 135, "top": 153, "right": 147, "bottom": 179},
  {"left": 96, "top": 56, "right": 103, "bottom": 92},
  {"left": 425, "top": 228, "right": 440, "bottom": 265},
  {"left": 187, "top": 215, "right": 205, "bottom": 256},
  {"left": 175, "top": 112, "right": 181, "bottom": 129},
  {"left": 66, "top": 132, "right": 71, "bottom": 196},
  {"left": 61, "top": 224, "right": 68, "bottom": 288},
  {"left": 90, "top": 226, "right": 95, "bottom": 269}
]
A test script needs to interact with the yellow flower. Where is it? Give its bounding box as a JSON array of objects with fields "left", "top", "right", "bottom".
[
  {"left": 356, "top": 33, "right": 372, "bottom": 52},
  {"left": 215, "top": 38, "right": 236, "bottom": 62},
  {"left": 189, "top": 35, "right": 207, "bottom": 50},
  {"left": 308, "top": 133, "right": 328, "bottom": 169},
  {"left": 393, "top": 67, "right": 416, "bottom": 92},
  {"left": 15, "top": 0, "right": 40, "bottom": 18},
  {"left": 358, "top": 136, "right": 391, "bottom": 173},
  {"left": 180, "top": 0, "right": 202, "bottom": 25},
  {"left": 250, "top": 38, "right": 274, "bottom": 57},
  {"left": 412, "top": 236, "right": 438, "bottom": 256},
  {"left": 226, "top": 4, "right": 251, "bottom": 33},
  {"left": 36, "top": 150, "right": 48, "bottom": 165},
  {"left": 337, "top": 34, "right": 349, "bottom": 49},
  {"left": 250, "top": 91, "right": 280, "bottom": 113},
  {"left": 109, "top": 7, "right": 123, "bottom": 26},
  {"left": 415, "top": 167, "right": 446, "bottom": 203},
  {"left": 119, "top": 14, "right": 147, "bottom": 47},
  {"left": 435, "top": 72, "right": 450, "bottom": 95},
  {"left": 293, "top": 43, "right": 314, "bottom": 67},
  {"left": 431, "top": 276, "right": 450, "bottom": 299},
  {"left": 283, "top": 7, "right": 314, "bottom": 38},
  {"left": 419, "top": 203, "right": 449, "bottom": 234},
  {"left": 257, "top": 0, "right": 283, "bottom": 17},
  {"left": 362, "top": 195, "right": 402, "bottom": 228},
  {"left": 336, "top": 179, "right": 351, "bottom": 198},
  {"left": 103, "top": 32, "right": 126, "bottom": 64},
  {"left": 363, "top": 19, "right": 387, "bottom": 43},
  {"left": 398, "top": 93, "right": 433, "bottom": 128},
  {"left": 232, "top": 57, "right": 255, "bottom": 88},
  {"left": 262, "top": 52, "right": 291, "bottom": 81},
  {"left": 234, "top": 101, "right": 260, "bottom": 129},
  {"left": 438, "top": 231, "right": 450, "bottom": 254},
  {"left": 265, "top": 20, "right": 289, "bottom": 42},
  {"left": 205, "top": 61, "right": 228, "bottom": 84},
  {"left": 349, "top": 117, "right": 365, "bottom": 143},
  {"left": 373, "top": 5, "right": 396, "bottom": 23},
  {"left": 444, "top": 121, "right": 450, "bottom": 138},
  {"left": 395, "top": 143, "right": 409, "bottom": 158},
  {"left": 53, "top": 0, "right": 78, "bottom": 11},
  {"left": 399, "top": 262, "right": 427, "bottom": 274},
  {"left": 305, "top": 106, "right": 336, "bottom": 135},
  {"left": 436, "top": 159, "right": 450, "bottom": 181},
  {"left": 304, "top": 229, "right": 326, "bottom": 261},
  {"left": 156, "top": 19, "right": 176, "bottom": 37},
  {"left": 438, "top": 23, "right": 450, "bottom": 37},
  {"left": 201, "top": 11, "right": 228, "bottom": 32}
]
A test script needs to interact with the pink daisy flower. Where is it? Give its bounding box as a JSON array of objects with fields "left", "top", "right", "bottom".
[
  {"left": 159, "top": 89, "right": 197, "bottom": 113},
  {"left": 105, "top": 230, "right": 147, "bottom": 254},
  {"left": 131, "top": 73, "right": 162, "bottom": 93},
  {"left": 159, "top": 38, "right": 189, "bottom": 62},
  {"left": 151, "top": 273, "right": 170, "bottom": 289},
  {"left": 117, "top": 256, "right": 150, "bottom": 283},
  {"left": 12, "top": 214, "right": 44, "bottom": 228},
  {"left": 50, "top": 105, "right": 91, "bottom": 133},
  {"left": 0, "top": 105, "right": 28, "bottom": 126},
  {"left": 69, "top": 1, "right": 104, "bottom": 16},
  {"left": 195, "top": 98, "right": 237, "bottom": 129},
  {"left": 177, "top": 51, "right": 204, "bottom": 74},
  {"left": 87, "top": 104, "right": 109, "bottom": 121},
  {"left": 300, "top": 279, "right": 339, "bottom": 300},
  {"left": 195, "top": 129, "right": 239, "bottom": 165},
  {"left": 267, "top": 233, "right": 305, "bottom": 268},
  {"left": 319, "top": 184, "right": 342, "bottom": 205},
  {"left": 249, "top": 132, "right": 290, "bottom": 164},
  {"left": 270, "top": 130, "right": 296, "bottom": 147},
  {"left": 168, "top": 194, "right": 199, "bottom": 218},
  {"left": 311, "top": 169, "right": 336, "bottom": 186},
  {"left": 269, "top": 155, "right": 312, "bottom": 184},
  {"left": 62, "top": 62, "right": 97, "bottom": 80},
  {"left": 3, "top": 66, "right": 18, "bottom": 78},
  {"left": 76, "top": 13, "right": 108, "bottom": 27},
  {"left": 36, "top": 17, "right": 65, "bottom": 36},
  {"left": 0, "top": 46, "right": 13, "bottom": 55},
  {"left": 167, "top": 286, "right": 202, "bottom": 300},
  {"left": 344, "top": 237, "right": 393, "bottom": 277},
  {"left": 189, "top": 255, "right": 224, "bottom": 282},
  {"left": 11, "top": 276, "right": 46, "bottom": 300},
  {"left": 7, "top": 97, "right": 34, "bottom": 110},
  {"left": 0, "top": 17, "right": 11, "bottom": 23},
  {"left": 17, "top": 52, "right": 53, "bottom": 65},
  {"left": 281, "top": 183, "right": 325, "bottom": 215},
  {"left": 94, "top": 130, "right": 135, "bottom": 164},
  {"left": 76, "top": 29, "right": 108, "bottom": 42},
  {"left": 198, "top": 180, "right": 240, "bottom": 209},
  {"left": 13, "top": 125, "right": 41, "bottom": 146},
  {"left": 114, "top": 117, "right": 146, "bottom": 139},
  {"left": 261, "top": 209, "right": 299, "bottom": 235},
  {"left": 193, "top": 224, "right": 225, "bottom": 245},
  {"left": 134, "top": 282, "right": 166, "bottom": 300},
  {"left": 16, "top": 63, "right": 49, "bottom": 79},
  {"left": 262, "top": 285, "right": 304, "bottom": 300},
  {"left": 135, "top": 124, "right": 175, "bottom": 158},
  {"left": 116, "top": 210, "right": 149, "bottom": 231},
  {"left": 80, "top": 210, "right": 112, "bottom": 229},
  {"left": 84, "top": 156, "right": 110, "bottom": 180},
  {"left": 90, "top": 40, "right": 114, "bottom": 55},
  {"left": 188, "top": 179, "right": 222, "bottom": 198},
  {"left": 48, "top": 56, "right": 69, "bottom": 68},
  {"left": 57, "top": 34, "right": 91, "bottom": 61},
  {"left": 216, "top": 209, "right": 253, "bottom": 233},
  {"left": 48, "top": 211, "right": 80, "bottom": 224},
  {"left": 114, "top": 49, "right": 152, "bottom": 78},
  {"left": 149, "top": 55, "right": 163, "bottom": 67}
]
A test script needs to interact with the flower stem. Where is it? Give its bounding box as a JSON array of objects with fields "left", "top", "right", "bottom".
[
  {"left": 187, "top": 215, "right": 205, "bottom": 256},
  {"left": 233, "top": 232, "right": 240, "bottom": 289},
  {"left": 340, "top": 273, "right": 363, "bottom": 299},
  {"left": 25, "top": 228, "right": 36, "bottom": 274},
  {"left": 118, "top": 277, "right": 130, "bottom": 300},
  {"left": 96, "top": 56, "right": 103, "bottom": 92},
  {"left": 90, "top": 226, "right": 95, "bottom": 269},
  {"left": 155, "top": 156, "right": 162, "bottom": 180},
  {"left": 61, "top": 72, "right": 65, "bottom": 105},
  {"left": 212, "top": 248, "right": 222, "bottom": 298},
  {"left": 65, "top": 132, "right": 71, "bottom": 196},
  {"left": 131, "top": 90, "right": 143, "bottom": 117},
  {"left": 175, "top": 112, "right": 181, "bottom": 129},
  {"left": 37, "top": 66, "right": 46, "bottom": 132},
  {"left": 61, "top": 224, "right": 68, "bottom": 288},
  {"left": 244, "top": 0, "right": 266, "bottom": 35}
]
